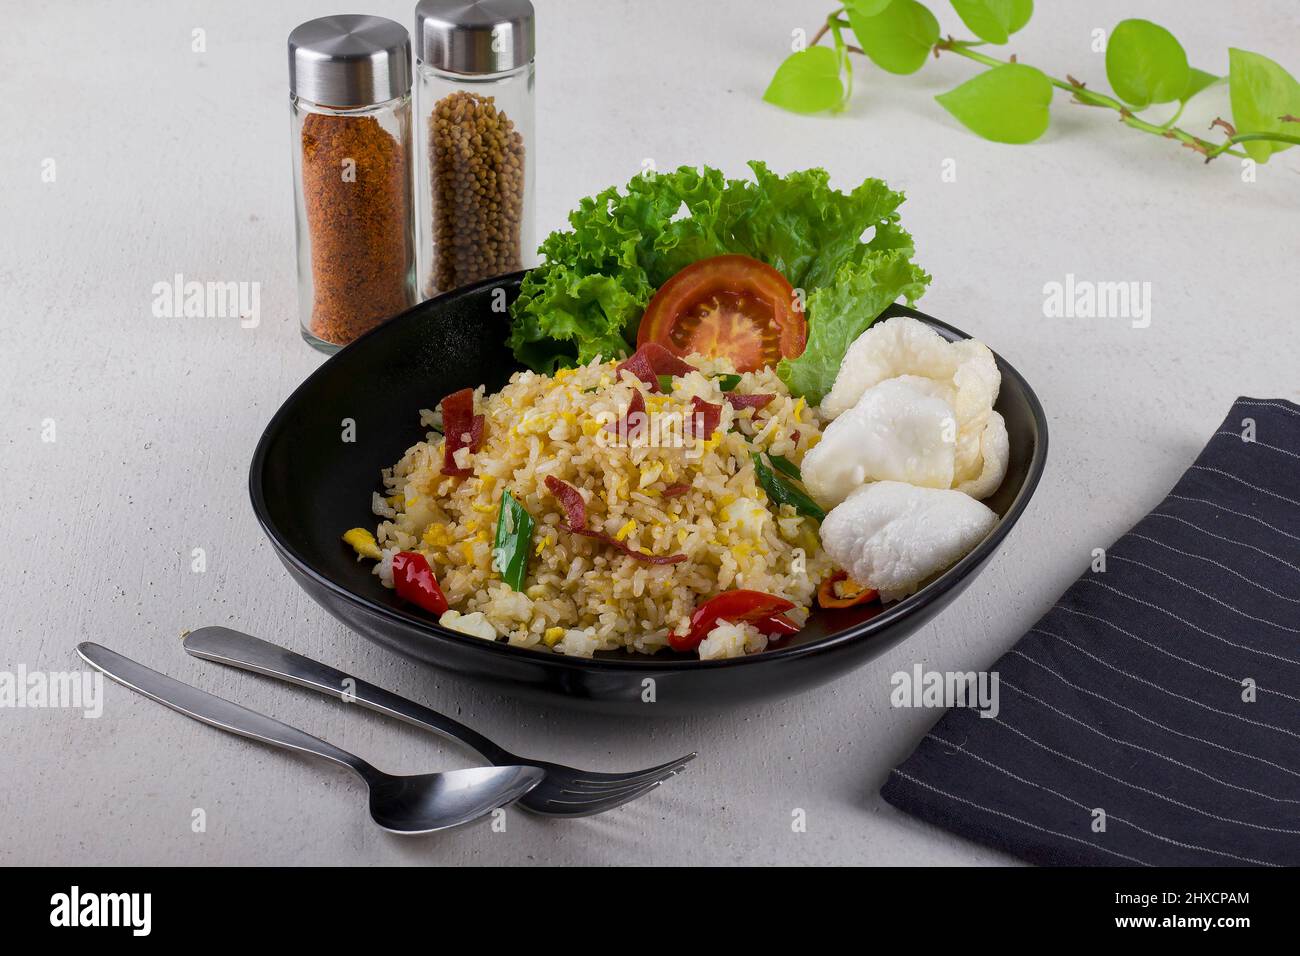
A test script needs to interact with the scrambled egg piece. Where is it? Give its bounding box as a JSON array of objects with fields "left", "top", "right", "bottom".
[
  {"left": 342, "top": 528, "right": 382, "bottom": 561},
  {"left": 719, "top": 496, "right": 768, "bottom": 538},
  {"left": 438, "top": 609, "right": 497, "bottom": 641},
  {"left": 638, "top": 460, "right": 664, "bottom": 489},
  {"left": 515, "top": 413, "right": 555, "bottom": 436},
  {"left": 422, "top": 524, "right": 455, "bottom": 548},
  {"left": 555, "top": 628, "right": 601, "bottom": 658}
]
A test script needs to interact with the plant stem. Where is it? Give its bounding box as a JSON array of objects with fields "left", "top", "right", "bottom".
[
  {"left": 810, "top": 9, "right": 845, "bottom": 48},
  {"left": 832, "top": 15, "right": 852, "bottom": 109},
  {"left": 1160, "top": 100, "right": 1187, "bottom": 131},
  {"left": 932, "top": 38, "right": 1252, "bottom": 160},
  {"left": 1214, "top": 130, "right": 1300, "bottom": 154}
]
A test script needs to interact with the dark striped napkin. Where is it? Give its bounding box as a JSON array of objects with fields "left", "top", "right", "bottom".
[{"left": 881, "top": 397, "right": 1300, "bottom": 867}]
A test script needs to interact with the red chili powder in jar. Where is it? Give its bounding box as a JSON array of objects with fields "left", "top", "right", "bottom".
[{"left": 301, "top": 113, "right": 415, "bottom": 345}]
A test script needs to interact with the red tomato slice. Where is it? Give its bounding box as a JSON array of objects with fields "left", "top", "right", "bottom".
[{"left": 637, "top": 255, "right": 806, "bottom": 372}]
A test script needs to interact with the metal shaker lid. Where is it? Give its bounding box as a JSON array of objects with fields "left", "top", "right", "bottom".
[
  {"left": 415, "top": 0, "right": 535, "bottom": 75},
  {"left": 289, "top": 15, "right": 413, "bottom": 107}
]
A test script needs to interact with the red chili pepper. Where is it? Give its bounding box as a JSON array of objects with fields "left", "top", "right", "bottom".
[
  {"left": 669, "top": 589, "right": 798, "bottom": 652},
  {"left": 816, "top": 570, "right": 879, "bottom": 609},
  {"left": 391, "top": 551, "right": 449, "bottom": 616}
]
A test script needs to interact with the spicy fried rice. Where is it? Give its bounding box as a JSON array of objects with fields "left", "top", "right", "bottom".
[{"left": 352, "top": 354, "right": 831, "bottom": 659}]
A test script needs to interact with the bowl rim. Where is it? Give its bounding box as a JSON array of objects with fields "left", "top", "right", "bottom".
[{"left": 250, "top": 271, "right": 1049, "bottom": 672}]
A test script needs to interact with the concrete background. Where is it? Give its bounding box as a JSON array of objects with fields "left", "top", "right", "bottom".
[{"left": 1, "top": 0, "right": 1296, "bottom": 865}]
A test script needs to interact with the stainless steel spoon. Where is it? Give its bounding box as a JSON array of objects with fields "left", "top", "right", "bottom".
[
  {"left": 183, "top": 626, "right": 696, "bottom": 817},
  {"left": 76, "top": 642, "right": 543, "bottom": 834}
]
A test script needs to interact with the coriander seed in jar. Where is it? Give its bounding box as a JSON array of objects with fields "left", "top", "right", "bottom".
[{"left": 414, "top": 0, "right": 536, "bottom": 297}]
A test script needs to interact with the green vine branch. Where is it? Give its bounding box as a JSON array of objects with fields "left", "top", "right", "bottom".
[
  {"left": 931, "top": 36, "right": 1260, "bottom": 162},
  {"left": 765, "top": 4, "right": 1300, "bottom": 169}
]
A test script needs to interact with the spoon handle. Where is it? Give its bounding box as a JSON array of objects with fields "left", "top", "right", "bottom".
[
  {"left": 182, "top": 627, "right": 511, "bottom": 764},
  {"left": 77, "top": 642, "right": 372, "bottom": 778}
]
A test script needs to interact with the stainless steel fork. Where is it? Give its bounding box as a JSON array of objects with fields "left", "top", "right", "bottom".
[
  {"left": 78, "top": 642, "right": 542, "bottom": 834},
  {"left": 183, "top": 626, "right": 696, "bottom": 817}
]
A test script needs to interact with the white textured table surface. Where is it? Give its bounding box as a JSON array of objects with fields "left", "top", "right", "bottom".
[{"left": 2, "top": 0, "right": 1297, "bottom": 866}]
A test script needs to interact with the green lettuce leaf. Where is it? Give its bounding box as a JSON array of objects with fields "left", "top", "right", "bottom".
[
  {"left": 508, "top": 168, "right": 730, "bottom": 372},
  {"left": 776, "top": 252, "right": 931, "bottom": 405},
  {"left": 507, "top": 162, "right": 926, "bottom": 394},
  {"left": 507, "top": 267, "right": 645, "bottom": 373},
  {"left": 713, "top": 162, "right": 913, "bottom": 292}
]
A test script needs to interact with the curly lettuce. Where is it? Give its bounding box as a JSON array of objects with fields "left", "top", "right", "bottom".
[
  {"left": 507, "top": 161, "right": 929, "bottom": 401},
  {"left": 778, "top": 252, "right": 931, "bottom": 405}
]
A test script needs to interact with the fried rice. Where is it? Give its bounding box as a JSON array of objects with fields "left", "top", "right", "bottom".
[{"left": 364, "top": 355, "right": 831, "bottom": 659}]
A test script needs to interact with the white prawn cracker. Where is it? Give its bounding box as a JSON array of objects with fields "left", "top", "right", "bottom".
[
  {"left": 802, "top": 376, "right": 957, "bottom": 507},
  {"left": 819, "top": 316, "right": 1006, "bottom": 500},
  {"left": 819, "top": 481, "right": 997, "bottom": 600}
]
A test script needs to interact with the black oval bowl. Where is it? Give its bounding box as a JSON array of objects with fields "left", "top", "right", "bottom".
[{"left": 251, "top": 272, "right": 1048, "bottom": 715}]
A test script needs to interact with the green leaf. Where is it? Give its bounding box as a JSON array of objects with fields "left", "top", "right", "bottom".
[
  {"left": 511, "top": 162, "right": 924, "bottom": 380},
  {"left": 1105, "top": 19, "right": 1189, "bottom": 109},
  {"left": 1182, "top": 67, "right": 1220, "bottom": 102},
  {"left": 777, "top": 249, "right": 930, "bottom": 404},
  {"left": 507, "top": 267, "right": 646, "bottom": 372},
  {"left": 720, "top": 162, "right": 913, "bottom": 294},
  {"left": 949, "top": 0, "right": 1032, "bottom": 45},
  {"left": 1005, "top": 0, "right": 1033, "bottom": 33},
  {"left": 767, "top": 453, "right": 804, "bottom": 481},
  {"left": 657, "top": 374, "right": 675, "bottom": 392},
  {"left": 845, "top": 0, "right": 895, "bottom": 16},
  {"left": 715, "top": 373, "right": 742, "bottom": 392},
  {"left": 935, "top": 63, "right": 1053, "bottom": 143},
  {"left": 509, "top": 166, "right": 728, "bottom": 370},
  {"left": 1229, "top": 47, "right": 1300, "bottom": 163},
  {"left": 847, "top": 0, "right": 940, "bottom": 76},
  {"left": 753, "top": 454, "right": 825, "bottom": 521},
  {"left": 763, "top": 46, "right": 845, "bottom": 115},
  {"left": 493, "top": 490, "right": 535, "bottom": 592}
]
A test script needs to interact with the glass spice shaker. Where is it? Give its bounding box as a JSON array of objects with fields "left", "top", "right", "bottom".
[
  {"left": 414, "top": 0, "right": 536, "bottom": 298},
  {"left": 289, "top": 15, "right": 418, "bottom": 352}
]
